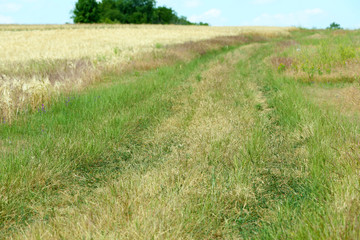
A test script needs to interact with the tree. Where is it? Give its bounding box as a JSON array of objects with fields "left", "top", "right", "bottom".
[
  {"left": 99, "top": 0, "right": 123, "bottom": 23},
  {"left": 72, "top": 0, "right": 100, "bottom": 23},
  {"left": 327, "top": 22, "right": 342, "bottom": 30},
  {"left": 153, "top": 7, "right": 175, "bottom": 24},
  {"left": 124, "top": 0, "right": 156, "bottom": 23},
  {"left": 72, "top": 0, "right": 208, "bottom": 25},
  {"left": 173, "top": 15, "right": 192, "bottom": 25}
]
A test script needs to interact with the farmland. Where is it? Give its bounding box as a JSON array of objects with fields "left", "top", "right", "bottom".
[
  {"left": 0, "top": 25, "right": 292, "bottom": 122},
  {"left": 1, "top": 25, "right": 360, "bottom": 239},
  {"left": 0, "top": 25, "right": 291, "bottom": 62}
]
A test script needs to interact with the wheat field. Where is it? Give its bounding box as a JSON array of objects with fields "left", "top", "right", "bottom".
[
  {"left": 0, "top": 25, "right": 293, "bottom": 122},
  {"left": 0, "top": 25, "right": 291, "bottom": 63}
]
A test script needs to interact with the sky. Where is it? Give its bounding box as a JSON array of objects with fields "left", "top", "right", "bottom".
[{"left": 0, "top": 0, "right": 359, "bottom": 29}]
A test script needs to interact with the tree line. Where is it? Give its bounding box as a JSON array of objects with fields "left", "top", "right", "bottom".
[{"left": 72, "top": 0, "right": 209, "bottom": 25}]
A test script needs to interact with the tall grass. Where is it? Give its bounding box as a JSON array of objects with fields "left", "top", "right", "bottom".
[
  {"left": 271, "top": 30, "right": 360, "bottom": 82},
  {"left": 242, "top": 40, "right": 360, "bottom": 239}
]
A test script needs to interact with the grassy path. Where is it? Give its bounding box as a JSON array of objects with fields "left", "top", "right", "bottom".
[
  {"left": 1, "top": 35, "right": 360, "bottom": 239},
  {"left": 0, "top": 44, "right": 217, "bottom": 237},
  {"left": 8, "top": 43, "right": 263, "bottom": 239}
]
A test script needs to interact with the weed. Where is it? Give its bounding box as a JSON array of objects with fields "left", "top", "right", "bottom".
[
  {"left": 155, "top": 43, "right": 163, "bottom": 49},
  {"left": 113, "top": 47, "right": 121, "bottom": 55},
  {"left": 339, "top": 45, "right": 356, "bottom": 61},
  {"left": 278, "top": 63, "right": 286, "bottom": 73}
]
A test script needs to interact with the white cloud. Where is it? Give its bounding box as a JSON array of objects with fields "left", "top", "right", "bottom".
[
  {"left": 0, "top": 3, "right": 22, "bottom": 12},
  {"left": 185, "top": 0, "right": 201, "bottom": 8},
  {"left": 189, "top": 9, "right": 222, "bottom": 23},
  {"left": 155, "top": 0, "right": 173, "bottom": 7},
  {"left": 304, "top": 8, "right": 323, "bottom": 15},
  {"left": 0, "top": 14, "right": 14, "bottom": 24},
  {"left": 19, "top": 0, "right": 41, "bottom": 3},
  {"left": 251, "top": 0, "right": 276, "bottom": 4},
  {"left": 253, "top": 8, "right": 325, "bottom": 27}
]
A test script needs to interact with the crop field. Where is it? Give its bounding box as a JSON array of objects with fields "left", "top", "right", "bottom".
[
  {"left": 0, "top": 25, "right": 291, "bottom": 63},
  {"left": 0, "top": 25, "right": 292, "bottom": 122},
  {"left": 1, "top": 25, "right": 360, "bottom": 239}
]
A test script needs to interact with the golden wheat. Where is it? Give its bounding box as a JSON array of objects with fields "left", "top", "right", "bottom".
[{"left": 0, "top": 25, "right": 291, "bottom": 63}]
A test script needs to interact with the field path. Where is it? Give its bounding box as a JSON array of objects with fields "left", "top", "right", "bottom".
[
  {"left": 3, "top": 36, "right": 360, "bottom": 239},
  {"left": 10, "top": 43, "right": 265, "bottom": 239}
]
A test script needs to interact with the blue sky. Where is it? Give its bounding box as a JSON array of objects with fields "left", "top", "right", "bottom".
[{"left": 0, "top": 0, "right": 359, "bottom": 28}]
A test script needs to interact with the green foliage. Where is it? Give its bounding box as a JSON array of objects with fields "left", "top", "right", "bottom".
[
  {"left": 155, "top": 43, "right": 163, "bottom": 49},
  {"left": 198, "top": 22, "right": 209, "bottom": 26},
  {"left": 152, "top": 6, "right": 174, "bottom": 24},
  {"left": 339, "top": 45, "right": 356, "bottom": 61},
  {"left": 72, "top": 0, "right": 208, "bottom": 25},
  {"left": 277, "top": 63, "right": 286, "bottom": 73},
  {"left": 113, "top": 47, "right": 121, "bottom": 55},
  {"left": 327, "top": 22, "right": 342, "bottom": 30},
  {"left": 72, "top": 0, "right": 100, "bottom": 23},
  {"left": 196, "top": 74, "right": 202, "bottom": 82}
]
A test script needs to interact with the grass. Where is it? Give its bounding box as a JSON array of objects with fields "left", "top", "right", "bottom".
[{"left": 1, "top": 28, "right": 360, "bottom": 239}]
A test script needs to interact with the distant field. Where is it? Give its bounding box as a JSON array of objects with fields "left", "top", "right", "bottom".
[{"left": 0, "top": 25, "right": 292, "bottom": 63}]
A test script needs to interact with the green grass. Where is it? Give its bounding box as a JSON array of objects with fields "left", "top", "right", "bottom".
[{"left": 1, "top": 30, "right": 360, "bottom": 239}]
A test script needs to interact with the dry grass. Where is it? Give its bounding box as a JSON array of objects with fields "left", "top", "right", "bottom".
[
  {"left": 306, "top": 84, "right": 360, "bottom": 116},
  {"left": 112, "top": 35, "right": 265, "bottom": 73},
  {"left": 306, "top": 33, "right": 326, "bottom": 39},
  {"left": 0, "top": 62, "right": 97, "bottom": 123},
  {"left": 271, "top": 56, "right": 294, "bottom": 69}
]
